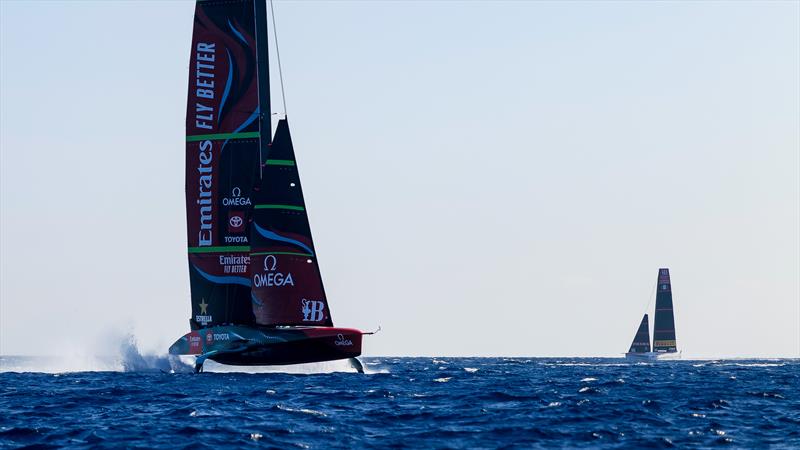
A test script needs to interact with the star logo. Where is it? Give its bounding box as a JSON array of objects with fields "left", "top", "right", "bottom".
[{"left": 199, "top": 299, "right": 209, "bottom": 315}]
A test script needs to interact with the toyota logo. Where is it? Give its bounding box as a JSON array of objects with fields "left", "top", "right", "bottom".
[{"left": 229, "top": 216, "right": 243, "bottom": 227}]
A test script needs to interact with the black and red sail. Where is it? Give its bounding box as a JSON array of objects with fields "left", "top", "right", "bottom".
[
  {"left": 185, "top": 0, "right": 265, "bottom": 329},
  {"left": 652, "top": 268, "right": 678, "bottom": 352},
  {"left": 249, "top": 120, "right": 334, "bottom": 327}
]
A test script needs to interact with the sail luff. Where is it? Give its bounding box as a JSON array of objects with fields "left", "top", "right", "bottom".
[
  {"left": 254, "top": 0, "right": 271, "bottom": 150},
  {"left": 652, "top": 268, "right": 678, "bottom": 352},
  {"left": 628, "top": 314, "right": 651, "bottom": 353}
]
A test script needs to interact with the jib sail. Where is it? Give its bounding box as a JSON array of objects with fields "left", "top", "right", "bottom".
[
  {"left": 249, "top": 120, "right": 334, "bottom": 327},
  {"left": 652, "top": 268, "right": 678, "bottom": 352},
  {"left": 628, "top": 314, "right": 651, "bottom": 353},
  {"left": 185, "top": 0, "right": 266, "bottom": 329}
]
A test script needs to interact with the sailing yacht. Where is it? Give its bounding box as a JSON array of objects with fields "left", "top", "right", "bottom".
[
  {"left": 625, "top": 268, "right": 680, "bottom": 361},
  {"left": 169, "top": 0, "right": 370, "bottom": 372}
]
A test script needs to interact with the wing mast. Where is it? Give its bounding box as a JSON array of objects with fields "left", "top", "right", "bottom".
[
  {"left": 254, "top": 0, "right": 272, "bottom": 151},
  {"left": 184, "top": 0, "right": 265, "bottom": 329}
]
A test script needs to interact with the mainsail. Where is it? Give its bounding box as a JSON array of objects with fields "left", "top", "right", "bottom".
[
  {"left": 652, "top": 268, "right": 677, "bottom": 352},
  {"left": 185, "top": 0, "right": 266, "bottom": 329},
  {"left": 249, "top": 120, "right": 334, "bottom": 326},
  {"left": 628, "top": 314, "right": 651, "bottom": 353}
]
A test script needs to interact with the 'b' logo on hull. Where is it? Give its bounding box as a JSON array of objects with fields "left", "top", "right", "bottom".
[{"left": 301, "top": 299, "right": 325, "bottom": 322}]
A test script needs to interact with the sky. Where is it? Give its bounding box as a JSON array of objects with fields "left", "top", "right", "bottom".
[{"left": 1, "top": 0, "right": 798, "bottom": 359}]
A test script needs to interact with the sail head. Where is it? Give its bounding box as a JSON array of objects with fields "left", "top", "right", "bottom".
[
  {"left": 249, "top": 120, "right": 333, "bottom": 327},
  {"left": 185, "top": 0, "right": 264, "bottom": 329},
  {"left": 652, "top": 268, "right": 678, "bottom": 352},
  {"left": 628, "top": 314, "right": 651, "bottom": 353}
]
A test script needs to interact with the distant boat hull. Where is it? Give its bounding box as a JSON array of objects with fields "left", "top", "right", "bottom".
[
  {"left": 169, "top": 326, "right": 362, "bottom": 366},
  {"left": 625, "top": 351, "right": 681, "bottom": 361}
]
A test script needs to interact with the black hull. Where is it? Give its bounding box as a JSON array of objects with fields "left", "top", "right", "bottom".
[
  {"left": 209, "top": 335, "right": 361, "bottom": 366},
  {"left": 169, "top": 325, "right": 362, "bottom": 367}
]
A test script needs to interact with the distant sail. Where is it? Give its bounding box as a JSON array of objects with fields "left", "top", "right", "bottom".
[
  {"left": 628, "top": 314, "right": 651, "bottom": 353},
  {"left": 184, "top": 0, "right": 264, "bottom": 329},
  {"left": 652, "top": 268, "right": 677, "bottom": 352},
  {"left": 249, "top": 120, "right": 334, "bottom": 327}
]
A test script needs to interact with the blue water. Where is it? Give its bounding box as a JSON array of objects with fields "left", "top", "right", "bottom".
[{"left": 1, "top": 357, "right": 798, "bottom": 448}]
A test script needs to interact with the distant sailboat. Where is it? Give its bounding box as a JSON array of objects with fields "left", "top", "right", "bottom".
[{"left": 625, "top": 268, "right": 680, "bottom": 361}]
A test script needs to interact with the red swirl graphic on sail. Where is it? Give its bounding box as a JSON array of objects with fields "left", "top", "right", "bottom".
[{"left": 187, "top": 1, "right": 259, "bottom": 136}]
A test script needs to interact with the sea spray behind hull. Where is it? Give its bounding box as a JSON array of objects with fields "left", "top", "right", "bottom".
[{"left": 0, "top": 333, "right": 193, "bottom": 373}]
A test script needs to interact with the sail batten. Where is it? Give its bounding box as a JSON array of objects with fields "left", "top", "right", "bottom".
[
  {"left": 186, "top": 131, "right": 260, "bottom": 142},
  {"left": 254, "top": 204, "right": 306, "bottom": 211},
  {"left": 265, "top": 159, "right": 296, "bottom": 166},
  {"left": 188, "top": 246, "right": 251, "bottom": 253}
]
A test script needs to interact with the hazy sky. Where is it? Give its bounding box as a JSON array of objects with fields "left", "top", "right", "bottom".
[{"left": 1, "top": 0, "right": 798, "bottom": 358}]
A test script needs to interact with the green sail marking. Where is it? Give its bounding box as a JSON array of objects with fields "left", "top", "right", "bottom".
[
  {"left": 254, "top": 204, "right": 305, "bottom": 211},
  {"left": 186, "top": 131, "right": 260, "bottom": 142},
  {"left": 250, "top": 251, "right": 313, "bottom": 257},
  {"left": 265, "top": 159, "right": 296, "bottom": 166},
  {"left": 188, "top": 246, "right": 251, "bottom": 253}
]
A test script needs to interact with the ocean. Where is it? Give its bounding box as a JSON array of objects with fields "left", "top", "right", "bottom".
[{"left": 1, "top": 357, "right": 798, "bottom": 449}]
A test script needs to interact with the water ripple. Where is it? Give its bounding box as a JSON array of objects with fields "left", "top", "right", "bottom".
[{"left": 0, "top": 358, "right": 798, "bottom": 448}]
